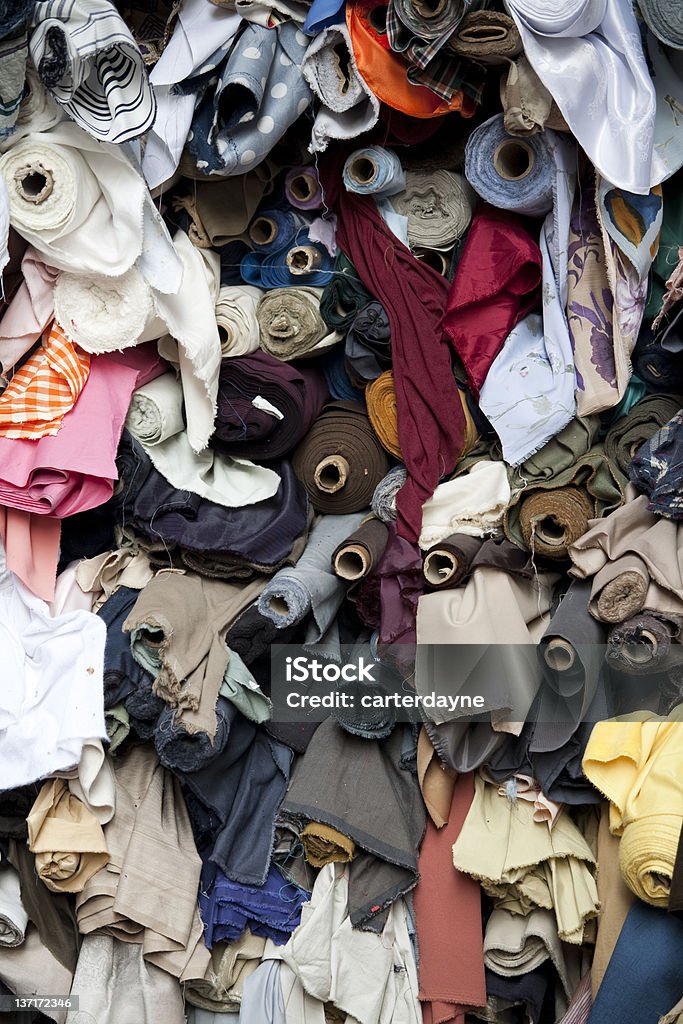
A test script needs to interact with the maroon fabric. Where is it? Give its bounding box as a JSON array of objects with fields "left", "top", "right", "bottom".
[
  {"left": 444, "top": 205, "right": 542, "bottom": 398},
  {"left": 319, "top": 159, "right": 465, "bottom": 543}
]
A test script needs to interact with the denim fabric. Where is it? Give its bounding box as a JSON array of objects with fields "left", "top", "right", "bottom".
[
  {"left": 240, "top": 230, "right": 334, "bottom": 288},
  {"left": 199, "top": 861, "right": 306, "bottom": 947}
]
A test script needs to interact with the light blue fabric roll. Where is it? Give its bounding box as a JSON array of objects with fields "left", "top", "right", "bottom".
[{"left": 342, "top": 146, "right": 407, "bottom": 198}]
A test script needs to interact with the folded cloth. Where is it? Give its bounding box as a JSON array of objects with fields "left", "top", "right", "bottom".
[
  {"left": 215, "top": 286, "right": 263, "bottom": 358},
  {"left": 52, "top": 267, "right": 154, "bottom": 354},
  {"left": 444, "top": 206, "right": 542, "bottom": 398},
  {"left": 282, "top": 719, "right": 427, "bottom": 931},
  {"left": 448, "top": 9, "right": 522, "bottom": 63},
  {"left": 332, "top": 517, "right": 389, "bottom": 583},
  {"left": 257, "top": 286, "right": 338, "bottom": 361},
  {"left": 257, "top": 512, "right": 364, "bottom": 641},
  {"left": 569, "top": 494, "right": 683, "bottom": 617},
  {"left": 345, "top": 300, "right": 392, "bottom": 386},
  {"left": 452, "top": 775, "right": 599, "bottom": 944},
  {"left": 484, "top": 907, "right": 579, "bottom": 1001},
  {"left": 605, "top": 394, "right": 682, "bottom": 477},
  {"left": 185, "top": 22, "right": 311, "bottom": 176},
  {"left": 29, "top": 0, "right": 155, "bottom": 143},
  {"left": 200, "top": 861, "right": 307, "bottom": 948},
  {"left": 391, "top": 170, "right": 474, "bottom": 250},
  {"left": 300, "top": 822, "right": 356, "bottom": 867},
  {"left": 0, "top": 862, "right": 28, "bottom": 947},
  {"left": 0, "top": 320, "right": 90, "bottom": 439},
  {"left": 630, "top": 408, "right": 683, "bottom": 519},
  {"left": 105, "top": 704, "right": 130, "bottom": 752},
  {"left": 0, "top": 121, "right": 146, "bottom": 276},
  {"left": 587, "top": 899, "right": 683, "bottom": 1024},
  {"left": 583, "top": 705, "right": 683, "bottom": 907},
  {"left": 301, "top": 23, "right": 380, "bottom": 152},
  {"left": 26, "top": 779, "right": 108, "bottom": 894},
  {"left": 126, "top": 372, "right": 185, "bottom": 447},
  {"left": 75, "top": 744, "right": 210, "bottom": 982},
  {"left": 124, "top": 573, "right": 266, "bottom": 741},
  {"left": 292, "top": 401, "right": 389, "bottom": 514},
  {"left": 501, "top": 54, "right": 567, "bottom": 137},
  {"left": 343, "top": 146, "right": 406, "bottom": 197},
  {"left": 185, "top": 929, "right": 266, "bottom": 1013},
  {"left": 366, "top": 370, "right": 402, "bottom": 459},
  {"left": 607, "top": 611, "right": 683, "bottom": 674},
  {"left": 419, "top": 460, "right": 511, "bottom": 550},
  {"left": 211, "top": 351, "right": 329, "bottom": 461},
  {"left": 320, "top": 252, "right": 374, "bottom": 333},
  {"left": 414, "top": 772, "right": 486, "bottom": 1024},
  {"left": 284, "top": 167, "right": 323, "bottom": 211}
]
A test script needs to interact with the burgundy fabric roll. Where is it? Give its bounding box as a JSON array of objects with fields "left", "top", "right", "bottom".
[
  {"left": 211, "top": 351, "right": 329, "bottom": 461},
  {"left": 444, "top": 205, "right": 542, "bottom": 398},
  {"left": 319, "top": 157, "right": 466, "bottom": 543}
]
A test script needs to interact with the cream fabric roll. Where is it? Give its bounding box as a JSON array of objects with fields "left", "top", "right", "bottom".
[
  {"left": 126, "top": 372, "right": 186, "bottom": 447},
  {"left": 215, "top": 285, "right": 263, "bottom": 358},
  {"left": 53, "top": 267, "right": 154, "bottom": 352},
  {"left": 418, "top": 461, "right": 511, "bottom": 550},
  {"left": 0, "top": 861, "right": 28, "bottom": 947}
]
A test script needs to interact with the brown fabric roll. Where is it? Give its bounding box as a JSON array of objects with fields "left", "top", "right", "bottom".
[
  {"left": 517, "top": 486, "right": 594, "bottom": 559},
  {"left": 332, "top": 516, "right": 389, "bottom": 582},
  {"left": 593, "top": 555, "right": 650, "bottom": 623},
  {"left": 292, "top": 401, "right": 390, "bottom": 513},
  {"left": 448, "top": 9, "right": 522, "bottom": 63},
  {"left": 171, "top": 173, "right": 268, "bottom": 247},
  {"left": 301, "top": 822, "right": 356, "bottom": 867},
  {"left": 422, "top": 533, "right": 483, "bottom": 589},
  {"left": 366, "top": 370, "right": 402, "bottom": 459}
]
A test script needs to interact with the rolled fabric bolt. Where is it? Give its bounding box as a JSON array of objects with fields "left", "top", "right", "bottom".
[
  {"left": 215, "top": 285, "right": 263, "bottom": 358},
  {"left": 53, "top": 267, "right": 154, "bottom": 353},
  {"left": 423, "top": 548, "right": 458, "bottom": 586},
  {"left": 607, "top": 612, "right": 683, "bottom": 674},
  {"left": 366, "top": 369, "right": 401, "bottom": 459},
  {"left": 371, "top": 465, "right": 407, "bottom": 523},
  {"left": 286, "top": 245, "right": 323, "bottom": 275},
  {"left": 342, "top": 146, "right": 406, "bottom": 197},
  {"left": 248, "top": 209, "right": 306, "bottom": 254},
  {"left": 493, "top": 138, "right": 536, "bottom": 181},
  {"left": 249, "top": 216, "right": 278, "bottom": 248},
  {"left": 414, "top": 248, "right": 451, "bottom": 276},
  {"left": 257, "top": 287, "right": 337, "bottom": 361},
  {"left": 391, "top": 170, "right": 475, "bottom": 249},
  {"left": 300, "top": 822, "right": 355, "bottom": 866},
  {"left": 422, "top": 534, "right": 482, "bottom": 589},
  {"left": 448, "top": 10, "right": 523, "bottom": 62},
  {"left": 285, "top": 166, "right": 323, "bottom": 210},
  {"left": 593, "top": 556, "right": 650, "bottom": 624},
  {"left": 543, "top": 637, "right": 576, "bottom": 672},
  {"left": 518, "top": 487, "right": 594, "bottom": 559},
  {"left": 331, "top": 517, "right": 390, "bottom": 582}
]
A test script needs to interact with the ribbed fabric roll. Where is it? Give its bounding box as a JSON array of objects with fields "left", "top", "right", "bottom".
[
  {"left": 592, "top": 555, "right": 653, "bottom": 624},
  {"left": 320, "top": 252, "right": 373, "bottom": 333},
  {"left": 342, "top": 146, "right": 406, "bottom": 197},
  {"left": 331, "top": 517, "right": 389, "bottom": 583},
  {"left": 284, "top": 166, "right": 323, "bottom": 210},
  {"left": 345, "top": 300, "right": 392, "bottom": 385},
  {"left": 422, "top": 533, "right": 482, "bottom": 589},
  {"left": 292, "top": 401, "right": 390, "bottom": 513},
  {"left": 211, "top": 351, "right": 329, "bottom": 461},
  {"left": 215, "top": 286, "right": 263, "bottom": 358},
  {"left": 257, "top": 287, "right": 338, "bottom": 360},
  {"left": 390, "top": 0, "right": 470, "bottom": 44},
  {"left": 448, "top": 10, "right": 522, "bottom": 62},
  {"left": 257, "top": 512, "right": 364, "bottom": 639},
  {"left": 125, "top": 373, "right": 185, "bottom": 447},
  {"left": 465, "top": 113, "right": 559, "bottom": 217},
  {"left": 606, "top": 612, "right": 683, "bottom": 674},
  {"left": 29, "top": 0, "right": 155, "bottom": 144},
  {"left": 53, "top": 268, "right": 153, "bottom": 353},
  {"left": 366, "top": 370, "right": 402, "bottom": 459},
  {"left": 604, "top": 394, "right": 682, "bottom": 476},
  {"left": 516, "top": 487, "right": 595, "bottom": 560},
  {"left": 372, "top": 465, "right": 407, "bottom": 523},
  {"left": 0, "top": 863, "right": 28, "bottom": 947},
  {"left": 391, "top": 170, "right": 475, "bottom": 249}
]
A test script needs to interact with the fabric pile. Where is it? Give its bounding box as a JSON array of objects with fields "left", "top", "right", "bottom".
[{"left": 2, "top": 0, "right": 683, "bottom": 1023}]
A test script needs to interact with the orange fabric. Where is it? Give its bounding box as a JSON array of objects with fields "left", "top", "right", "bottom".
[
  {"left": 0, "top": 321, "right": 90, "bottom": 439},
  {"left": 413, "top": 772, "right": 486, "bottom": 1024},
  {"left": 347, "top": 0, "right": 477, "bottom": 119}
]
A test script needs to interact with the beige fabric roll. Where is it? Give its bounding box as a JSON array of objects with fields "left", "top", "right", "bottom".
[
  {"left": 591, "top": 804, "right": 634, "bottom": 999},
  {"left": 27, "top": 779, "right": 109, "bottom": 894},
  {"left": 257, "top": 287, "right": 339, "bottom": 360},
  {"left": 452, "top": 775, "right": 599, "bottom": 945},
  {"left": 591, "top": 554, "right": 650, "bottom": 623},
  {"left": 391, "top": 170, "right": 475, "bottom": 250},
  {"left": 185, "top": 930, "right": 266, "bottom": 1012},
  {"left": 215, "top": 285, "right": 263, "bottom": 357},
  {"left": 75, "top": 745, "right": 210, "bottom": 983}
]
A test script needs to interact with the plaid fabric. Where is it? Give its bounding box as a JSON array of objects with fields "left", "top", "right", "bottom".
[
  {"left": 0, "top": 321, "right": 90, "bottom": 439},
  {"left": 385, "top": 1, "right": 485, "bottom": 103}
]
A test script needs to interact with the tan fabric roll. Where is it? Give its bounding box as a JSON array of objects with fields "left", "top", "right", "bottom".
[
  {"left": 27, "top": 779, "right": 109, "bottom": 894},
  {"left": 518, "top": 486, "right": 594, "bottom": 560},
  {"left": 301, "top": 822, "right": 356, "bottom": 866},
  {"left": 592, "top": 554, "right": 650, "bottom": 623}
]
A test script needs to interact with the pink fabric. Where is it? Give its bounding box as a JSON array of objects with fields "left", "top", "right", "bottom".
[
  {"left": 0, "top": 509, "right": 61, "bottom": 602},
  {"left": 0, "top": 248, "right": 59, "bottom": 371},
  {"left": 0, "top": 343, "right": 165, "bottom": 517}
]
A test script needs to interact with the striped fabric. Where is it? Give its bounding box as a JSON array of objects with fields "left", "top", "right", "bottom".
[
  {"left": 0, "top": 321, "right": 91, "bottom": 439},
  {"left": 29, "top": 0, "right": 156, "bottom": 144}
]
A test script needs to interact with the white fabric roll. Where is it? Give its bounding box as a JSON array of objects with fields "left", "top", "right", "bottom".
[
  {"left": 126, "top": 373, "right": 186, "bottom": 447},
  {"left": 0, "top": 863, "right": 28, "bottom": 948},
  {"left": 54, "top": 267, "right": 154, "bottom": 352},
  {"left": 215, "top": 285, "right": 263, "bottom": 358}
]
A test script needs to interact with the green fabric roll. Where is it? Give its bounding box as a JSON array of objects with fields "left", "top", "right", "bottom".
[
  {"left": 604, "top": 393, "right": 683, "bottom": 475},
  {"left": 320, "top": 252, "right": 374, "bottom": 332}
]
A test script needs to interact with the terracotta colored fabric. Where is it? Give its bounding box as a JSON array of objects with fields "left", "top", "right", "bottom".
[
  {"left": 444, "top": 206, "right": 542, "bottom": 398},
  {"left": 320, "top": 157, "right": 466, "bottom": 543},
  {"left": 413, "top": 772, "right": 486, "bottom": 1024}
]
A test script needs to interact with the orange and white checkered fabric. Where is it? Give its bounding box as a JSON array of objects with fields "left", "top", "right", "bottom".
[{"left": 0, "top": 321, "right": 91, "bottom": 439}]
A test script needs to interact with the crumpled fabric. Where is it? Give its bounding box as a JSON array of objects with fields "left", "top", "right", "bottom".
[
  {"left": 26, "top": 779, "right": 108, "bottom": 894},
  {"left": 0, "top": 860, "right": 28, "bottom": 947},
  {"left": 630, "top": 408, "right": 683, "bottom": 519},
  {"left": 418, "top": 461, "right": 512, "bottom": 550}
]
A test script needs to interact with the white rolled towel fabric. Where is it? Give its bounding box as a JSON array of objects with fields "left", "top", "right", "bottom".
[
  {"left": 53, "top": 267, "right": 154, "bottom": 352},
  {"left": 0, "top": 121, "right": 145, "bottom": 276},
  {"left": 215, "top": 285, "right": 263, "bottom": 358},
  {"left": 126, "top": 373, "right": 186, "bottom": 447}
]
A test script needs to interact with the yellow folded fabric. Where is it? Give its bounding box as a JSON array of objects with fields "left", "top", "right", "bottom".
[
  {"left": 366, "top": 370, "right": 402, "bottom": 459},
  {"left": 27, "top": 779, "right": 109, "bottom": 893},
  {"left": 301, "top": 822, "right": 356, "bottom": 867},
  {"left": 452, "top": 774, "right": 599, "bottom": 943},
  {"left": 583, "top": 705, "right": 683, "bottom": 908}
]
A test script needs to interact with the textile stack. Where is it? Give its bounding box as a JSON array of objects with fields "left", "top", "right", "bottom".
[{"left": 2, "top": 0, "right": 683, "bottom": 1022}]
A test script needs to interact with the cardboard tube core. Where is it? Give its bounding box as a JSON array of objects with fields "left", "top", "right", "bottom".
[
  {"left": 423, "top": 550, "right": 458, "bottom": 586},
  {"left": 544, "top": 638, "right": 576, "bottom": 672},
  {"left": 315, "top": 455, "right": 349, "bottom": 493},
  {"left": 334, "top": 545, "right": 369, "bottom": 580},
  {"left": 16, "top": 163, "right": 53, "bottom": 204},
  {"left": 250, "top": 216, "right": 278, "bottom": 246},
  {"left": 493, "top": 139, "right": 535, "bottom": 181}
]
